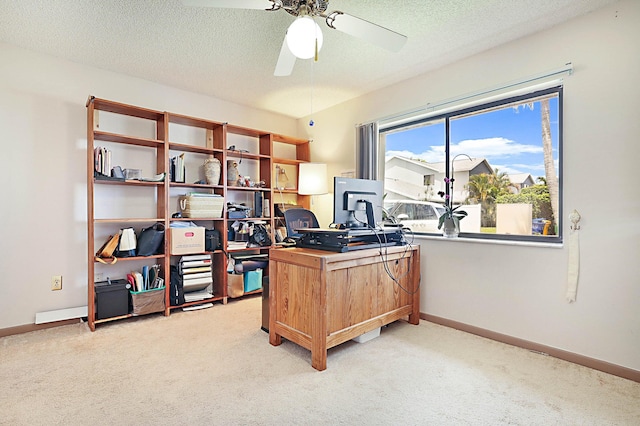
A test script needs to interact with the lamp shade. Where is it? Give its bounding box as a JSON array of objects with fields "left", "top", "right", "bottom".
[
  {"left": 298, "top": 163, "right": 328, "bottom": 195},
  {"left": 286, "top": 16, "right": 323, "bottom": 59}
]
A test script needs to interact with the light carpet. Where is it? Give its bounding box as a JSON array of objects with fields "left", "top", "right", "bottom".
[{"left": 1, "top": 296, "right": 639, "bottom": 425}]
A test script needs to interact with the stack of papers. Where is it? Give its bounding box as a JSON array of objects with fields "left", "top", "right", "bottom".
[{"left": 227, "top": 241, "right": 248, "bottom": 250}]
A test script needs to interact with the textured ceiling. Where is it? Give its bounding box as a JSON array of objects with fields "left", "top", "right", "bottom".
[{"left": 0, "top": 0, "right": 616, "bottom": 118}]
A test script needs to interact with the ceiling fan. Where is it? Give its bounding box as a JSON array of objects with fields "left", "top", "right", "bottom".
[{"left": 182, "top": 0, "right": 408, "bottom": 76}]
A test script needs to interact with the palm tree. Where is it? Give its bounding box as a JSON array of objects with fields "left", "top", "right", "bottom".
[
  {"left": 541, "top": 98, "right": 559, "bottom": 224},
  {"left": 488, "top": 168, "right": 515, "bottom": 196},
  {"left": 467, "top": 174, "right": 496, "bottom": 226},
  {"left": 468, "top": 169, "right": 516, "bottom": 227}
]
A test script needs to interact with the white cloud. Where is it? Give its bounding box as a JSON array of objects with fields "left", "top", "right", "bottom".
[
  {"left": 386, "top": 148, "right": 444, "bottom": 163},
  {"left": 451, "top": 138, "right": 542, "bottom": 158},
  {"left": 386, "top": 137, "right": 543, "bottom": 164}
]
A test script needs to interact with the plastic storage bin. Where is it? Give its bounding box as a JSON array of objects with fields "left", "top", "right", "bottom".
[
  {"left": 532, "top": 218, "right": 552, "bottom": 235},
  {"left": 95, "top": 280, "right": 130, "bottom": 320},
  {"left": 244, "top": 269, "right": 263, "bottom": 293}
]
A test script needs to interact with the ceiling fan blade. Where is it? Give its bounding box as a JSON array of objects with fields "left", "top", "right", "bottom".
[
  {"left": 326, "top": 12, "right": 407, "bottom": 52},
  {"left": 181, "top": 0, "right": 275, "bottom": 9},
  {"left": 274, "top": 35, "right": 296, "bottom": 77}
]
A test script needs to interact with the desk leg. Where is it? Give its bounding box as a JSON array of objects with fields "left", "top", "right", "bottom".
[
  {"left": 269, "top": 330, "right": 282, "bottom": 346},
  {"left": 311, "top": 347, "right": 327, "bottom": 371},
  {"left": 310, "top": 272, "right": 328, "bottom": 371},
  {"left": 408, "top": 247, "right": 421, "bottom": 325},
  {"left": 268, "top": 262, "right": 281, "bottom": 347}
]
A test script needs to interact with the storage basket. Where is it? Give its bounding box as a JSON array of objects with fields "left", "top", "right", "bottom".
[
  {"left": 227, "top": 273, "right": 244, "bottom": 298},
  {"left": 130, "top": 287, "right": 165, "bottom": 316},
  {"left": 180, "top": 194, "right": 224, "bottom": 218}
]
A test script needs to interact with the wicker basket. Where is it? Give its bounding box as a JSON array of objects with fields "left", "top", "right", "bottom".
[{"left": 180, "top": 194, "right": 224, "bottom": 218}]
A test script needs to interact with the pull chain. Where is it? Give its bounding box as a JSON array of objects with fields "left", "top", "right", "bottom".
[{"left": 309, "top": 54, "right": 315, "bottom": 127}]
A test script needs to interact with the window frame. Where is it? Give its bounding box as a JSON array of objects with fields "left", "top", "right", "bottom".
[{"left": 381, "top": 86, "right": 563, "bottom": 244}]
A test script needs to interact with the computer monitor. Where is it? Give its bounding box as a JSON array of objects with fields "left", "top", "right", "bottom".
[{"left": 333, "top": 177, "right": 384, "bottom": 229}]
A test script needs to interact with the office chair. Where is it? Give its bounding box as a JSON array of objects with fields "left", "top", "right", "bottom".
[{"left": 283, "top": 208, "right": 320, "bottom": 239}]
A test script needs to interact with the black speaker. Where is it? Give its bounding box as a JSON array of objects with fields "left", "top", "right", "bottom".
[
  {"left": 254, "top": 191, "right": 263, "bottom": 218},
  {"left": 205, "top": 229, "right": 221, "bottom": 251}
]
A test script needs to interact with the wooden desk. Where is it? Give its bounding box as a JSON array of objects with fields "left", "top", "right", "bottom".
[{"left": 269, "top": 245, "right": 420, "bottom": 370}]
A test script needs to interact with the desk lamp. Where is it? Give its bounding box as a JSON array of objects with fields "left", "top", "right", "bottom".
[{"left": 298, "top": 163, "right": 328, "bottom": 205}]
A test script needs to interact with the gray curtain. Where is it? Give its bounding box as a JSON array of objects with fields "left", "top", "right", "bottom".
[{"left": 356, "top": 122, "right": 379, "bottom": 180}]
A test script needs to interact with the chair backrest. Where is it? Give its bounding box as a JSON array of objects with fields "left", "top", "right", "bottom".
[{"left": 283, "top": 208, "right": 320, "bottom": 238}]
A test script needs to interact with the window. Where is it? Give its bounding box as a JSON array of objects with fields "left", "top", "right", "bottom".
[{"left": 381, "top": 86, "right": 562, "bottom": 242}]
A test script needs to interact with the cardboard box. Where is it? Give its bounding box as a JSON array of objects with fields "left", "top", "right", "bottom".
[{"left": 170, "top": 227, "right": 205, "bottom": 255}]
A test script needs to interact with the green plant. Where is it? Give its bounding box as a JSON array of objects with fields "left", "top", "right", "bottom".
[{"left": 437, "top": 177, "right": 467, "bottom": 230}]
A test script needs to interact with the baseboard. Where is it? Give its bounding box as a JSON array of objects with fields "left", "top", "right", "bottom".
[
  {"left": 0, "top": 319, "right": 83, "bottom": 338},
  {"left": 422, "top": 313, "right": 640, "bottom": 383}
]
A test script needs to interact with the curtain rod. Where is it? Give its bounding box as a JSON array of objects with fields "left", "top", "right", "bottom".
[{"left": 376, "top": 62, "right": 573, "bottom": 130}]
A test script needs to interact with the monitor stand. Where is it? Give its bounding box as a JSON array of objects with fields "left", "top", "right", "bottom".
[{"left": 345, "top": 200, "right": 375, "bottom": 229}]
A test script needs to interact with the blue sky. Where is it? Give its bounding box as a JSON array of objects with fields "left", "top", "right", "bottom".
[{"left": 384, "top": 97, "right": 559, "bottom": 180}]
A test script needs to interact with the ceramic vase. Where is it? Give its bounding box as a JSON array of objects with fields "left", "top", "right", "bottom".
[
  {"left": 227, "top": 160, "right": 239, "bottom": 186},
  {"left": 204, "top": 158, "right": 221, "bottom": 185}
]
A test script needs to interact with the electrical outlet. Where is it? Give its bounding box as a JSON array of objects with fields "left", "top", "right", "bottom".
[{"left": 51, "top": 275, "right": 62, "bottom": 291}]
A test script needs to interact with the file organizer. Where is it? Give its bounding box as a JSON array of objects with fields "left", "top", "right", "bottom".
[{"left": 179, "top": 255, "right": 214, "bottom": 303}]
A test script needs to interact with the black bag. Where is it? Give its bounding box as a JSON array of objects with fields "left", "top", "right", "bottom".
[
  {"left": 249, "top": 223, "right": 272, "bottom": 247},
  {"left": 205, "top": 229, "right": 221, "bottom": 252},
  {"left": 137, "top": 223, "right": 165, "bottom": 256},
  {"left": 169, "top": 265, "right": 184, "bottom": 306}
]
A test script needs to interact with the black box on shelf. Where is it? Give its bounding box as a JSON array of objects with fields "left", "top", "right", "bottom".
[{"left": 95, "top": 280, "right": 130, "bottom": 320}]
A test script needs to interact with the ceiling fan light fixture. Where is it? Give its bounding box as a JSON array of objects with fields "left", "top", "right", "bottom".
[{"left": 286, "top": 15, "right": 323, "bottom": 60}]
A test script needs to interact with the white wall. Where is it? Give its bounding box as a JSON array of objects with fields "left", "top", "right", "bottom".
[
  {"left": 1, "top": 1, "right": 638, "bottom": 373},
  {"left": 298, "top": 0, "right": 640, "bottom": 371},
  {"left": 0, "top": 43, "right": 297, "bottom": 329}
]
